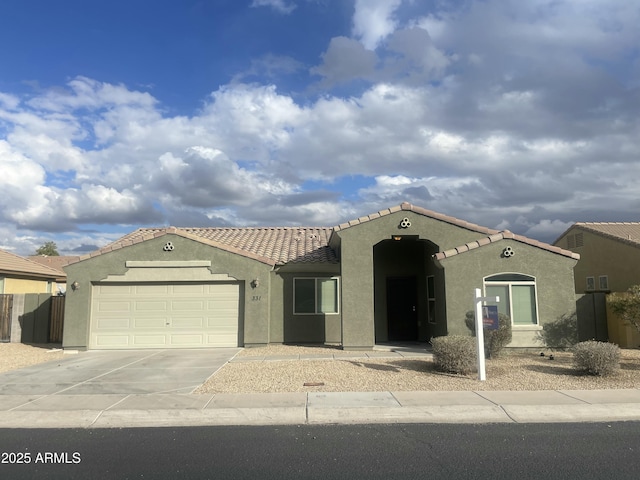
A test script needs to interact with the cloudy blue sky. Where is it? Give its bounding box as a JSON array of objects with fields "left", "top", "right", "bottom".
[{"left": 1, "top": 0, "right": 639, "bottom": 256}]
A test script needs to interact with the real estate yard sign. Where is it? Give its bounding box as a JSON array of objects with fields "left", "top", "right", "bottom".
[
  {"left": 482, "top": 305, "right": 499, "bottom": 330},
  {"left": 474, "top": 289, "right": 500, "bottom": 381}
]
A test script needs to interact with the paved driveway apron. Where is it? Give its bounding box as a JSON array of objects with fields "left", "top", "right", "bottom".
[{"left": 0, "top": 349, "right": 240, "bottom": 395}]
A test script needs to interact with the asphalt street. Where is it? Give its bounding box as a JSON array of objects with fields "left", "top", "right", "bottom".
[{"left": 1, "top": 423, "right": 640, "bottom": 480}]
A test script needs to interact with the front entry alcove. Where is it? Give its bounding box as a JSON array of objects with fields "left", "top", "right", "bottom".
[{"left": 373, "top": 237, "right": 438, "bottom": 343}]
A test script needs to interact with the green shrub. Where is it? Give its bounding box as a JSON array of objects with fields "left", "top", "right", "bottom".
[
  {"left": 431, "top": 335, "right": 477, "bottom": 375},
  {"left": 572, "top": 341, "right": 620, "bottom": 376},
  {"left": 608, "top": 286, "right": 640, "bottom": 333},
  {"left": 464, "top": 311, "right": 512, "bottom": 358}
]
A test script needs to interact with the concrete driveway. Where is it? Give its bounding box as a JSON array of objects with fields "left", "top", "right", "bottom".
[{"left": 0, "top": 348, "right": 241, "bottom": 395}]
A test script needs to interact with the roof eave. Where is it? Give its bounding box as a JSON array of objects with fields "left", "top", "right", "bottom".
[
  {"left": 66, "top": 228, "right": 277, "bottom": 267},
  {"left": 434, "top": 231, "right": 580, "bottom": 261}
]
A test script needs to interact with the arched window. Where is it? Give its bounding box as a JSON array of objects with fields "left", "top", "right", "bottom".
[{"left": 484, "top": 273, "right": 538, "bottom": 326}]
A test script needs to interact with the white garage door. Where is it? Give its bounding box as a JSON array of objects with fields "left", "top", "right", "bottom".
[{"left": 90, "top": 282, "right": 240, "bottom": 349}]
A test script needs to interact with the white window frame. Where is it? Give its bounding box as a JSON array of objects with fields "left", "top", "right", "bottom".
[
  {"left": 598, "top": 275, "right": 609, "bottom": 291},
  {"left": 293, "top": 277, "right": 340, "bottom": 315},
  {"left": 586, "top": 276, "right": 595, "bottom": 291},
  {"left": 483, "top": 273, "right": 540, "bottom": 327}
]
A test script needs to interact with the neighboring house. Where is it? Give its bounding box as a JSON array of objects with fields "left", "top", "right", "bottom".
[
  {"left": 28, "top": 255, "right": 81, "bottom": 295},
  {"left": 0, "top": 249, "right": 66, "bottom": 294},
  {"left": 63, "top": 202, "right": 579, "bottom": 351},
  {"left": 554, "top": 222, "right": 640, "bottom": 347},
  {"left": 554, "top": 223, "right": 640, "bottom": 294}
]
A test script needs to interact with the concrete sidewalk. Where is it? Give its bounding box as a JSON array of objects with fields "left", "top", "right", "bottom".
[{"left": 2, "top": 388, "right": 640, "bottom": 428}]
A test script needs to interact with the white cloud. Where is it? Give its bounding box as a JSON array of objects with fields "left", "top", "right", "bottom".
[
  {"left": 385, "top": 27, "right": 450, "bottom": 81},
  {"left": 149, "top": 147, "right": 295, "bottom": 209},
  {"left": 250, "top": 0, "right": 296, "bottom": 15},
  {"left": 310, "top": 37, "right": 377, "bottom": 86},
  {"left": 352, "top": 0, "right": 403, "bottom": 50},
  {"left": 2, "top": 0, "right": 640, "bottom": 254},
  {"left": 26, "top": 77, "right": 155, "bottom": 114},
  {"left": 523, "top": 219, "right": 575, "bottom": 242},
  {"left": 0, "top": 92, "right": 20, "bottom": 110},
  {"left": 0, "top": 140, "right": 46, "bottom": 210}
]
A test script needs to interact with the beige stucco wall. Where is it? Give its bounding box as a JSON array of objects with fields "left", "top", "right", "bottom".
[
  {"left": 606, "top": 296, "right": 640, "bottom": 348},
  {"left": 63, "top": 234, "right": 273, "bottom": 350},
  {"left": 2, "top": 277, "right": 56, "bottom": 294},
  {"left": 556, "top": 228, "right": 640, "bottom": 294}
]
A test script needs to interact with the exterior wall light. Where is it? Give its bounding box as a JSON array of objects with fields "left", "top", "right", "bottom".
[
  {"left": 71, "top": 281, "right": 80, "bottom": 291},
  {"left": 251, "top": 278, "right": 260, "bottom": 288}
]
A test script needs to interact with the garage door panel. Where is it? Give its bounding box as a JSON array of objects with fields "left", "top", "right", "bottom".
[
  {"left": 173, "top": 284, "right": 206, "bottom": 294},
  {"left": 97, "top": 301, "right": 131, "bottom": 312},
  {"left": 98, "top": 285, "right": 133, "bottom": 295},
  {"left": 170, "top": 334, "right": 205, "bottom": 345},
  {"left": 135, "top": 301, "right": 168, "bottom": 311},
  {"left": 97, "top": 318, "right": 131, "bottom": 329},
  {"left": 207, "top": 315, "right": 236, "bottom": 327},
  {"left": 206, "top": 333, "right": 237, "bottom": 347},
  {"left": 171, "top": 317, "right": 205, "bottom": 328},
  {"left": 133, "top": 317, "right": 168, "bottom": 328},
  {"left": 136, "top": 284, "right": 170, "bottom": 295},
  {"left": 171, "top": 300, "right": 205, "bottom": 311},
  {"left": 132, "top": 335, "right": 167, "bottom": 346},
  {"left": 91, "top": 282, "right": 240, "bottom": 349},
  {"left": 207, "top": 283, "right": 236, "bottom": 293},
  {"left": 95, "top": 335, "right": 130, "bottom": 347},
  {"left": 207, "top": 325, "right": 237, "bottom": 335}
]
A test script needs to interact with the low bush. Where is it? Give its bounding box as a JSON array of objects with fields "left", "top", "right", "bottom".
[
  {"left": 572, "top": 341, "right": 620, "bottom": 376},
  {"left": 464, "top": 311, "right": 512, "bottom": 358},
  {"left": 431, "top": 335, "right": 477, "bottom": 375}
]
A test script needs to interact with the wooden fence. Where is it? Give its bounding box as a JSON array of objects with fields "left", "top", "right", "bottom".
[
  {"left": 0, "top": 293, "right": 65, "bottom": 343},
  {"left": 49, "top": 295, "right": 65, "bottom": 343},
  {"left": 0, "top": 294, "right": 13, "bottom": 342}
]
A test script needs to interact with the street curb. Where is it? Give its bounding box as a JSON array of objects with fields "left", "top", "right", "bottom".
[{"left": 2, "top": 402, "right": 640, "bottom": 429}]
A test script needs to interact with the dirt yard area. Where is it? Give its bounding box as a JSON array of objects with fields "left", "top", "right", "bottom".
[
  {"left": 196, "top": 346, "right": 640, "bottom": 394},
  {"left": 0, "top": 343, "right": 65, "bottom": 374}
]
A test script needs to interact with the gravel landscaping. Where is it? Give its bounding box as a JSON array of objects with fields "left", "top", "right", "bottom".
[
  {"left": 0, "top": 343, "right": 65, "bottom": 373},
  {"left": 196, "top": 345, "right": 640, "bottom": 394},
  {"left": 3, "top": 343, "right": 639, "bottom": 394}
]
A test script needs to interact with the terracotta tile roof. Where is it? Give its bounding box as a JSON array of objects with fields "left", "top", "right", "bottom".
[
  {"left": 434, "top": 230, "right": 580, "bottom": 261},
  {"left": 0, "top": 249, "right": 67, "bottom": 280},
  {"left": 563, "top": 222, "right": 640, "bottom": 248},
  {"left": 28, "top": 255, "right": 80, "bottom": 275},
  {"left": 73, "top": 227, "right": 338, "bottom": 266},
  {"left": 181, "top": 227, "right": 337, "bottom": 265},
  {"left": 332, "top": 202, "right": 500, "bottom": 236},
  {"left": 67, "top": 202, "right": 578, "bottom": 267}
]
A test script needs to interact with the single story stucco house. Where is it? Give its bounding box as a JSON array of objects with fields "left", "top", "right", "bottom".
[
  {"left": 0, "top": 249, "right": 66, "bottom": 294},
  {"left": 63, "top": 203, "right": 579, "bottom": 351}
]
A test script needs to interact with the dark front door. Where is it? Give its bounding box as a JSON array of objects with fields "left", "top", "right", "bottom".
[{"left": 387, "top": 276, "right": 418, "bottom": 341}]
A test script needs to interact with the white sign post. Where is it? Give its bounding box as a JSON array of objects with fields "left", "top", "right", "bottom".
[{"left": 474, "top": 288, "right": 500, "bottom": 381}]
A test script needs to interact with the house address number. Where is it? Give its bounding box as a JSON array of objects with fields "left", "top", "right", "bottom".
[{"left": 252, "top": 295, "right": 262, "bottom": 301}]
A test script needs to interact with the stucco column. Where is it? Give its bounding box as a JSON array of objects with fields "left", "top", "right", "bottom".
[
  {"left": 10, "top": 294, "right": 25, "bottom": 343},
  {"left": 340, "top": 243, "right": 375, "bottom": 350}
]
